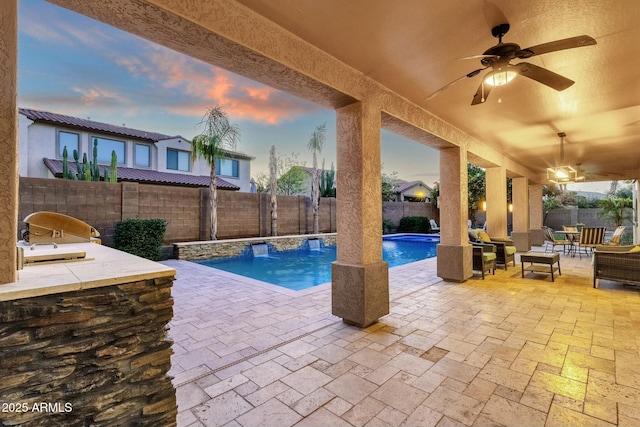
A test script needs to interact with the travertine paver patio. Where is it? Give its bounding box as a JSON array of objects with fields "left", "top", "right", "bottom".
[{"left": 163, "top": 249, "right": 640, "bottom": 427}]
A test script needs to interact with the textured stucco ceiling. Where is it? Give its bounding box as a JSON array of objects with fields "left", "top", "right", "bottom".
[
  {"left": 47, "top": 0, "right": 640, "bottom": 182},
  {"left": 232, "top": 0, "right": 640, "bottom": 181}
]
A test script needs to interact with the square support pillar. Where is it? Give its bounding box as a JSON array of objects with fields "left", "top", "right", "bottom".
[
  {"left": 437, "top": 147, "right": 472, "bottom": 282},
  {"left": 486, "top": 166, "right": 507, "bottom": 238},
  {"left": 529, "top": 184, "right": 545, "bottom": 245},
  {"left": 0, "top": 0, "right": 18, "bottom": 284},
  {"left": 511, "top": 177, "right": 531, "bottom": 251},
  {"left": 332, "top": 101, "right": 388, "bottom": 327},
  {"left": 332, "top": 261, "right": 389, "bottom": 328}
]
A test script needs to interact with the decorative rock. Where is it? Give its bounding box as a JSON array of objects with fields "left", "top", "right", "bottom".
[{"left": 0, "top": 330, "right": 31, "bottom": 346}]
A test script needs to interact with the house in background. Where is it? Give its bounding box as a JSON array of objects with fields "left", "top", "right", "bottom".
[
  {"left": 299, "top": 166, "right": 336, "bottom": 196},
  {"left": 393, "top": 180, "right": 432, "bottom": 202},
  {"left": 18, "top": 108, "right": 255, "bottom": 191}
]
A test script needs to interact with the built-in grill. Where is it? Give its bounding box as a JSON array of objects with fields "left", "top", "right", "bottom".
[{"left": 18, "top": 212, "right": 101, "bottom": 266}]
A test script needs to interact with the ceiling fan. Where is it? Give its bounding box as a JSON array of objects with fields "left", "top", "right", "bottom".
[{"left": 426, "top": 23, "right": 597, "bottom": 105}]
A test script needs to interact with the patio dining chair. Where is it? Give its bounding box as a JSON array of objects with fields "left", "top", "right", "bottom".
[
  {"left": 602, "top": 225, "right": 625, "bottom": 246},
  {"left": 542, "top": 226, "right": 571, "bottom": 254},
  {"left": 576, "top": 227, "right": 606, "bottom": 258}
]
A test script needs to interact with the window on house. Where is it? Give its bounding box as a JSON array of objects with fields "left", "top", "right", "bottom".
[
  {"left": 92, "top": 137, "right": 125, "bottom": 164},
  {"left": 167, "top": 149, "right": 190, "bottom": 172},
  {"left": 57, "top": 131, "right": 79, "bottom": 158},
  {"left": 135, "top": 144, "right": 151, "bottom": 168},
  {"left": 215, "top": 158, "right": 239, "bottom": 177}
]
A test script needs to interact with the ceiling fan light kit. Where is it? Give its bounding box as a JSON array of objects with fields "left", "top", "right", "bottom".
[
  {"left": 484, "top": 68, "right": 517, "bottom": 86},
  {"left": 426, "top": 23, "right": 596, "bottom": 105}
]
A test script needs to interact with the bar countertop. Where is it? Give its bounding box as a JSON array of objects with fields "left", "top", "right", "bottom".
[{"left": 0, "top": 242, "right": 175, "bottom": 302}]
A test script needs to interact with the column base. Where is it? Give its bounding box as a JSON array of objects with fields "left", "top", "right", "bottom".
[
  {"left": 437, "top": 244, "right": 473, "bottom": 282},
  {"left": 530, "top": 228, "right": 545, "bottom": 246},
  {"left": 331, "top": 261, "right": 389, "bottom": 328},
  {"left": 511, "top": 232, "right": 531, "bottom": 252}
]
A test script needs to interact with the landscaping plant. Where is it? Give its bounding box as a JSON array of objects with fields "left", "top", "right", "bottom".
[{"left": 192, "top": 106, "right": 241, "bottom": 240}]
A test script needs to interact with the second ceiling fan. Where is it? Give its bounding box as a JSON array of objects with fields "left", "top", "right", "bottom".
[{"left": 426, "top": 23, "right": 597, "bottom": 105}]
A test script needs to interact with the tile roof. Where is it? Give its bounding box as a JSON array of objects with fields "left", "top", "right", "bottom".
[
  {"left": 21, "top": 107, "right": 256, "bottom": 161},
  {"left": 43, "top": 158, "right": 240, "bottom": 190},
  {"left": 20, "top": 108, "right": 177, "bottom": 143}
]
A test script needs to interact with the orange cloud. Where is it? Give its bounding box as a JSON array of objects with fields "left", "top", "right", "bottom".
[
  {"left": 114, "top": 45, "right": 317, "bottom": 124},
  {"left": 72, "top": 86, "right": 124, "bottom": 106}
]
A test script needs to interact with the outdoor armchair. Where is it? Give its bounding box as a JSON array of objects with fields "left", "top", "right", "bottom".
[
  {"left": 470, "top": 229, "right": 516, "bottom": 270},
  {"left": 472, "top": 243, "right": 496, "bottom": 279},
  {"left": 592, "top": 244, "right": 640, "bottom": 288}
]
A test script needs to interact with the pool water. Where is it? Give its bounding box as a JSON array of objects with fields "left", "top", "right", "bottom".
[{"left": 197, "top": 234, "right": 439, "bottom": 291}]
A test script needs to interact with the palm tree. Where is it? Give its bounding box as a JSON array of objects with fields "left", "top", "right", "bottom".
[
  {"left": 598, "top": 197, "right": 632, "bottom": 228},
  {"left": 307, "top": 122, "right": 326, "bottom": 234},
  {"left": 192, "top": 106, "right": 240, "bottom": 240},
  {"left": 269, "top": 145, "right": 278, "bottom": 236}
]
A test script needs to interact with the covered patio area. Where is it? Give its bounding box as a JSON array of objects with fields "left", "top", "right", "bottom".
[{"left": 167, "top": 252, "right": 640, "bottom": 426}]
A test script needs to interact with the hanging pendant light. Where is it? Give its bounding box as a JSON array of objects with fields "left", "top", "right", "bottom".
[{"left": 546, "top": 132, "right": 584, "bottom": 184}]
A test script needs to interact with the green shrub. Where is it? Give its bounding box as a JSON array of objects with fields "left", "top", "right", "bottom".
[
  {"left": 382, "top": 219, "right": 395, "bottom": 234},
  {"left": 114, "top": 219, "right": 167, "bottom": 261},
  {"left": 397, "top": 216, "right": 431, "bottom": 233}
]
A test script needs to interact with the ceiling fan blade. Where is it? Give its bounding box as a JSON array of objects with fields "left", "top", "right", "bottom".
[
  {"left": 514, "top": 62, "right": 574, "bottom": 91},
  {"left": 425, "top": 67, "right": 487, "bottom": 100},
  {"left": 471, "top": 80, "right": 493, "bottom": 105},
  {"left": 458, "top": 54, "right": 500, "bottom": 61},
  {"left": 515, "top": 35, "right": 596, "bottom": 58}
]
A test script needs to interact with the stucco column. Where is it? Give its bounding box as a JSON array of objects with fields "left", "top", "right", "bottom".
[
  {"left": 0, "top": 0, "right": 18, "bottom": 284},
  {"left": 485, "top": 166, "right": 507, "bottom": 238},
  {"left": 510, "top": 177, "right": 531, "bottom": 251},
  {"left": 437, "top": 147, "right": 472, "bottom": 282},
  {"left": 633, "top": 173, "right": 639, "bottom": 244},
  {"left": 332, "top": 101, "right": 388, "bottom": 328},
  {"left": 529, "top": 184, "right": 544, "bottom": 245}
]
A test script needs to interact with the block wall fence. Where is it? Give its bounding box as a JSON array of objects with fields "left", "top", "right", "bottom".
[{"left": 18, "top": 178, "right": 442, "bottom": 247}]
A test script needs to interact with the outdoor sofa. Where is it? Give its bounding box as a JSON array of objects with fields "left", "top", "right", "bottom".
[{"left": 592, "top": 244, "right": 640, "bottom": 288}]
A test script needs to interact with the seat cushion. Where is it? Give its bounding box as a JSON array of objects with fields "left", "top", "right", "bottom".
[
  {"left": 483, "top": 252, "right": 497, "bottom": 261},
  {"left": 505, "top": 246, "right": 517, "bottom": 255}
]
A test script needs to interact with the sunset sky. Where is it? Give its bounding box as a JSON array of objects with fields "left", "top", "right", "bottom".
[
  {"left": 18, "top": 0, "right": 608, "bottom": 194},
  {"left": 18, "top": 0, "right": 440, "bottom": 186}
]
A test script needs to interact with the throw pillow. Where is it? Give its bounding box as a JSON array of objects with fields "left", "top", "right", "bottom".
[{"left": 477, "top": 231, "right": 491, "bottom": 243}]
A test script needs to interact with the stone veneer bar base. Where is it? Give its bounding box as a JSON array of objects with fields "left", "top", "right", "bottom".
[
  {"left": 436, "top": 244, "right": 473, "bottom": 282},
  {"left": 0, "top": 276, "right": 177, "bottom": 426},
  {"left": 331, "top": 261, "right": 389, "bottom": 328},
  {"left": 0, "top": 243, "right": 177, "bottom": 427}
]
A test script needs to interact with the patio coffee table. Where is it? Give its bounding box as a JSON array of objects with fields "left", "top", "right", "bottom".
[{"left": 521, "top": 251, "right": 561, "bottom": 282}]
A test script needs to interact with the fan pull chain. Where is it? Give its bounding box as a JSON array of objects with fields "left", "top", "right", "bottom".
[{"left": 481, "top": 81, "right": 485, "bottom": 103}]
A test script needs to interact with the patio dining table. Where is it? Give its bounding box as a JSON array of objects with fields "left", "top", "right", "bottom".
[{"left": 561, "top": 230, "right": 580, "bottom": 257}]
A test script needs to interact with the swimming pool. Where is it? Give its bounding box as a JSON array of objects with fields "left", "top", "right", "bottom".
[{"left": 196, "top": 234, "right": 439, "bottom": 291}]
